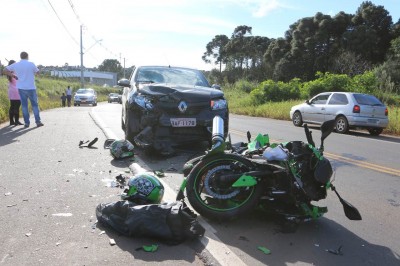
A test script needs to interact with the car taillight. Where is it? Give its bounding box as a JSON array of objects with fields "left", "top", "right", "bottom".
[
  {"left": 353, "top": 105, "right": 360, "bottom": 113},
  {"left": 385, "top": 108, "right": 388, "bottom": 116}
]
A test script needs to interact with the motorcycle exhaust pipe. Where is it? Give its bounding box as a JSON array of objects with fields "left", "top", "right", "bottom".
[{"left": 211, "top": 115, "right": 224, "bottom": 150}]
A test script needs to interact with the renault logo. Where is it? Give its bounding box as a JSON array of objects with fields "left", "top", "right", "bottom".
[{"left": 178, "top": 101, "right": 187, "bottom": 113}]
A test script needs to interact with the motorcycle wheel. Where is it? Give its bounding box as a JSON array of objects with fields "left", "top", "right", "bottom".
[{"left": 186, "top": 153, "right": 263, "bottom": 220}]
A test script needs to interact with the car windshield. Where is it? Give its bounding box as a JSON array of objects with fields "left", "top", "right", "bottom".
[
  {"left": 353, "top": 94, "right": 383, "bottom": 106},
  {"left": 76, "top": 89, "right": 94, "bottom": 94},
  {"left": 135, "top": 67, "right": 210, "bottom": 87}
]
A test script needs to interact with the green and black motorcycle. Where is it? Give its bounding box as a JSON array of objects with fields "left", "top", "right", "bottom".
[{"left": 176, "top": 116, "right": 361, "bottom": 225}]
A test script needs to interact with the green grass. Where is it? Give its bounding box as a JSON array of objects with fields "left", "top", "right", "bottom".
[
  {"left": 224, "top": 88, "right": 400, "bottom": 136},
  {"left": 2, "top": 76, "right": 399, "bottom": 136},
  {"left": 0, "top": 76, "right": 119, "bottom": 123}
]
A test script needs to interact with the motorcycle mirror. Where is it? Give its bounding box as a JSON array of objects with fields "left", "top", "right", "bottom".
[
  {"left": 320, "top": 120, "right": 335, "bottom": 142},
  {"left": 304, "top": 124, "right": 315, "bottom": 147},
  {"left": 247, "top": 131, "right": 251, "bottom": 143},
  {"left": 331, "top": 185, "right": 362, "bottom": 220}
]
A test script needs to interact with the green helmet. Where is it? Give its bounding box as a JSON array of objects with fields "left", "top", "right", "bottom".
[
  {"left": 110, "top": 139, "right": 134, "bottom": 159},
  {"left": 121, "top": 173, "right": 164, "bottom": 204}
]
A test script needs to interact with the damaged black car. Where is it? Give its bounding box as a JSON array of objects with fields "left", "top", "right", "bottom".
[{"left": 118, "top": 66, "right": 229, "bottom": 155}]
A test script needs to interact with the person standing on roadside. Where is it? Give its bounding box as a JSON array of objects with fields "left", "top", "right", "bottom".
[
  {"left": 66, "top": 85, "right": 72, "bottom": 107},
  {"left": 3, "top": 51, "right": 43, "bottom": 128},
  {"left": 61, "top": 93, "right": 67, "bottom": 107},
  {"left": 6, "top": 60, "right": 23, "bottom": 126}
]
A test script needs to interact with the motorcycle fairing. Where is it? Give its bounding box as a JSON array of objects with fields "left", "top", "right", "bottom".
[{"left": 232, "top": 174, "right": 257, "bottom": 187}]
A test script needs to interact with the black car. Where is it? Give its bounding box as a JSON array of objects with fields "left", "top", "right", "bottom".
[{"left": 118, "top": 65, "right": 229, "bottom": 154}]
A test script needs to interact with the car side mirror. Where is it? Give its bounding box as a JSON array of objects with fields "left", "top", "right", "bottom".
[
  {"left": 305, "top": 100, "right": 310, "bottom": 104},
  {"left": 118, "top": 78, "right": 130, "bottom": 87},
  {"left": 212, "top": 84, "right": 221, "bottom": 90}
]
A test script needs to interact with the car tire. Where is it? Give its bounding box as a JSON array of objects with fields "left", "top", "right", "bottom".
[
  {"left": 368, "top": 128, "right": 383, "bottom": 136},
  {"left": 335, "top": 116, "right": 349, "bottom": 134},
  {"left": 292, "top": 111, "right": 303, "bottom": 127}
]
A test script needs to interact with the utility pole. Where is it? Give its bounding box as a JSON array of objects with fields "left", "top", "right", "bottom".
[
  {"left": 80, "top": 24, "right": 84, "bottom": 88},
  {"left": 123, "top": 58, "right": 126, "bottom": 78}
]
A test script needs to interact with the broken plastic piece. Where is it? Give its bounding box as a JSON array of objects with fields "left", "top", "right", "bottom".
[
  {"left": 136, "top": 244, "right": 158, "bottom": 252},
  {"left": 258, "top": 246, "right": 271, "bottom": 255},
  {"left": 79, "top": 138, "right": 98, "bottom": 147},
  {"left": 104, "top": 139, "right": 116, "bottom": 149},
  {"left": 87, "top": 137, "right": 98, "bottom": 147},
  {"left": 326, "top": 245, "right": 343, "bottom": 255},
  {"left": 154, "top": 170, "right": 165, "bottom": 177}
]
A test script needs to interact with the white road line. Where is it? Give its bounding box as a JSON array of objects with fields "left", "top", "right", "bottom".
[{"left": 91, "top": 109, "right": 247, "bottom": 266}]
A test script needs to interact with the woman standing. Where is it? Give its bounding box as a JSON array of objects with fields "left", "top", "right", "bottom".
[{"left": 7, "top": 60, "right": 23, "bottom": 126}]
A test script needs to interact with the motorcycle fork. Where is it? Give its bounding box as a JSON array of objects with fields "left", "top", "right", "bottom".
[{"left": 176, "top": 178, "right": 187, "bottom": 201}]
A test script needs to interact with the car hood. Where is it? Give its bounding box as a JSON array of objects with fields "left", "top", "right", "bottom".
[
  {"left": 140, "top": 83, "right": 224, "bottom": 101},
  {"left": 76, "top": 93, "right": 95, "bottom": 97}
]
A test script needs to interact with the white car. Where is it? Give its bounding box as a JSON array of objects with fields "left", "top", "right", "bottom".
[
  {"left": 74, "top": 88, "right": 97, "bottom": 106},
  {"left": 290, "top": 92, "right": 389, "bottom": 136}
]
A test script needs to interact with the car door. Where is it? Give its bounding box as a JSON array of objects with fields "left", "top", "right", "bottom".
[
  {"left": 324, "top": 92, "right": 349, "bottom": 121},
  {"left": 302, "top": 93, "right": 331, "bottom": 123}
]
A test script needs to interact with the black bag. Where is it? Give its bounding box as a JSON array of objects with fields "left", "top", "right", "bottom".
[{"left": 96, "top": 200, "right": 205, "bottom": 245}]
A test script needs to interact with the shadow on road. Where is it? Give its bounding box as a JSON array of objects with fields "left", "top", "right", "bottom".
[
  {"left": 0, "top": 124, "right": 35, "bottom": 147},
  {"left": 205, "top": 211, "right": 400, "bottom": 266}
]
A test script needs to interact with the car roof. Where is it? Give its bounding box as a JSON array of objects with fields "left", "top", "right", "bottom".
[{"left": 136, "top": 65, "right": 201, "bottom": 71}]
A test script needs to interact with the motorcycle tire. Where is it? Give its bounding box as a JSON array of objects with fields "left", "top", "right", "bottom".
[{"left": 186, "top": 153, "right": 263, "bottom": 221}]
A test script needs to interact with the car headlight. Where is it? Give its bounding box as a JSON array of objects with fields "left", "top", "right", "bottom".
[
  {"left": 211, "top": 99, "right": 227, "bottom": 110},
  {"left": 134, "top": 95, "right": 153, "bottom": 111}
]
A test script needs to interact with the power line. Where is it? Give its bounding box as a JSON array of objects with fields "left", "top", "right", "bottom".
[
  {"left": 66, "top": 0, "right": 121, "bottom": 61},
  {"left": 47, "top": 0, "right": 80, "bottom": 46}
]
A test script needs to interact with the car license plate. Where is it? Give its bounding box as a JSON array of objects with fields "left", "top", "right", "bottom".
[
  {"left": 170, "top": 118, "right": 196, "bottom": 127},
  {"left": 368, "top": 119, "right": 378, "bottom": 123}
]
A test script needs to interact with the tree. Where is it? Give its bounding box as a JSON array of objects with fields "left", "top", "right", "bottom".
[
  {"left": 98, "top": 59, "right": 123, "bottom": 79},
  {"left": 202, "top": 35, "right": 229, "bottom": 72},
  {"left": 344, "top": 1, "right": 393, "bottom": 64}
]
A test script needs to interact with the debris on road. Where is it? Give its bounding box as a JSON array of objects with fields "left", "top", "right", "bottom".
[
  {"left": 136, "top": 244, "right": 158, "bottom": 252},
  {"left": 109, "top": 239, "right": 116, "bottom": 246},
  {"left": 153, "top": 170, "right": 165, "bottom": 177},
  {"left": 258, "top": 246, "right": 271, "bottom": 255},
  {"left": 79, "top": 137, "right": 98, "bottom": 148},
  {"left": 326, "top": 245, "right": 343, "bottom": 255}
]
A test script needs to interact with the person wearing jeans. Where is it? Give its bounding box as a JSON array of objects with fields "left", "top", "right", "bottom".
[{"left": 3, "top": 51, "right": 43, "bottom": 127}]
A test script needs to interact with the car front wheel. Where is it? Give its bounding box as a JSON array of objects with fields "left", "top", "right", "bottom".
[
  {"left": 292, "top": 111, "right": 303, "bottom": 127},
  {"left": 368, "top": 128, "right": 383, "bottom": 136},
  {"left": 335, "top": 116, "right": 349, "bottom": 134}
]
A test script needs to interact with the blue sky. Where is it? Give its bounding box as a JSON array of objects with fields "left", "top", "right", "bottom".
[{"left": 1, "top": 0, "right": 399, "bottom": 71}]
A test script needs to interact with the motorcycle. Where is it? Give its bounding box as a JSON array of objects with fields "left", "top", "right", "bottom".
[{"left": 176, "top": 116, "right": 361, "bottom": 226}]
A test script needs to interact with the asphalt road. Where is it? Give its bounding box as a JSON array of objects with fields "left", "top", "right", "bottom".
[{"left": 1, "top": 102, "right": 399, "bottom": 266}]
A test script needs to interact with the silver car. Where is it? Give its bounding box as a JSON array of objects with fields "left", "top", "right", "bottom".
[
  {"left": 290, "top": 92, "right": 389, "bottom": 136},
  {"left": 74, "top": 88, "right": 97, "bottom": 106}
]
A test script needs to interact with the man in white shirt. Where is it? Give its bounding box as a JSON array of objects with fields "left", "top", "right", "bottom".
[
  {"left": 66, "top": 86, "right": 72, "bottom": 107},
  {"left": 3, "top": 51, "right": 43, "bottom": 127}
]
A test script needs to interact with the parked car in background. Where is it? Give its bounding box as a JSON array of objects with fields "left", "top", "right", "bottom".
[
  {"left": 118, "top": 65, "right": 229, "bottom": 155},
  {"left": 74, "top": 88, "right": 97, "bottom": 106},
  {"left": 108, "top": 93, "right": 121, "bottom": 103},
  {"left": 290, "top": 92, "right": 388, "bottom": 136}
]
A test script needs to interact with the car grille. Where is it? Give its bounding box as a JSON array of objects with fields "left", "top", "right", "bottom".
[{"left": 158, "top": 102, "right": 208, "bottom": 115}]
